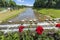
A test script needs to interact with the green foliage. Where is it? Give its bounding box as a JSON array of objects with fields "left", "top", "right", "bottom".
[
  {"left": 0, "top": 0, "right": 16, "bottom": 7},
  {"left": 0, "top": 32, "right": 20, "bottom": 40},
  {"left": 9, "top": 0, "right": 16, "bottom": 7},
  {"left": 0, "top": 0, "right": 25, "bottom": 10},
  {"left": 33, "top": 0, "right": 60, "bottom": 8},
  {"left": 0, "top": 30, "right": 60, "bottom": 40}
]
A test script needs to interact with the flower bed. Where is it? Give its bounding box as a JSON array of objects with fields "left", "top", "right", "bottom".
[
  {"left": 0, "top": 25, "right": 60, "bottom": 40},
  {"left": 0, "top": 29, "right": 60, "bottom": 40}
]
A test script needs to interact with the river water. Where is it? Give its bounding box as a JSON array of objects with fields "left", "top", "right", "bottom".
[{"left": 7, "top": 8, "right": 37, "bottom": 23}]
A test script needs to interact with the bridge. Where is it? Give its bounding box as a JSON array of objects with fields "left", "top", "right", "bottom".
[{"left": 0, "top": 22, "right": 58, "bottom": 34}]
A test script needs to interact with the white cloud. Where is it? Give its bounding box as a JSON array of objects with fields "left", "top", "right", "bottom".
[
  {"left": 18, "top": 4, "right": 33, "bottom": 6},
  {"left": 17, "top": 0, "right": 24, "bottom": 2},
  {"left": 15, "top": 0, "right": 33, "bottom": 6},
  {"left": 25, "top": 4, "right": 33, "bottom": 6}
]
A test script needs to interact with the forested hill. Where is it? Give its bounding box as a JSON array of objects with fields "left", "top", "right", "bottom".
[{"left": 33, "top": 0, "right": 60, "bottom": 8}]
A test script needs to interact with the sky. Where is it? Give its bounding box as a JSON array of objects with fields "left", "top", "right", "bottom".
[{"left": 14, "top": 0, "right": 35, "bottom": 6}]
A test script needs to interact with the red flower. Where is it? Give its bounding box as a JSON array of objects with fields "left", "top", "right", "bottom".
[
  {"left": 56, "top": 23, "right": 60, "bottom": 28},
  {"left": 36, "top": 25, "right": 44, "bottom": 35},
  {"left": 19, "top": 25, "right": 25, "bottom": 32}
]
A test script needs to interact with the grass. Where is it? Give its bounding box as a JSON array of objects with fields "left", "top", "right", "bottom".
[
  {"left": 0, "top": 8, "right": 25, "bottom": 23},
  {"left": 0, "top": 8, "right": 5, "bottom": 11},
  {"left": 37, "top": 8, "right": 60, "bottom": 18}
]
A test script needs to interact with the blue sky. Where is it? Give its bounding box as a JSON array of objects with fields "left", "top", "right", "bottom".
[{"left": 14, "top": 0, "right": 35, "bottom": 6}]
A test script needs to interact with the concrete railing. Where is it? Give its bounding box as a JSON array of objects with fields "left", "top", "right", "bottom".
[
  {"left": 0, "top": 22, "right": 58, "bottom": 33},
  {"left": 0, "top": 27, "right": 58, "bottom": 33}
]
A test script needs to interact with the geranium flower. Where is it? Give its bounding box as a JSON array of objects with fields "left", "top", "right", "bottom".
[
  {"left": 56, "top": 23, "right": 60, "bottom": 28},
  {"left": 36, "top": 25, "right": 44, "bottom": 35},
  {"left": 19, "top": 25, "right": 25, "bottom": 32}
]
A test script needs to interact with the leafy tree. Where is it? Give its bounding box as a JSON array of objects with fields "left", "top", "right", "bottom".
[
  {"left": 55, "top": 0, "right": 60, "bottom": 8},
  {"left": 33, "top": 0, "right": 60, "bottom": 8},
  {"left": 9, "top": 0, "right": 16, "bottom": 7}
]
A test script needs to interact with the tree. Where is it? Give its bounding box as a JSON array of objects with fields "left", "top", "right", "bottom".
[
  {"left": 8, "top": 0, "right": 16, "bottom": 7},
  {"left": 56, "top": 0, "right": 60, "bottom": 8},
  {"left": 0, "top": 0, "right": 4, "bottom": 7},
  {"left": 33, "top": 0, "right": 46, "bottom": 8},
  {"left": 33, "top": 0, "right": 60, "bottom": 8},
  {"left": 0, "top": 0, "right": 16, "bottom": 7}
]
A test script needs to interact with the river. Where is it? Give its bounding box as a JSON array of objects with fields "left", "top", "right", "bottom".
[{"left": 6, "top": 8, "right": 37, "bottom": 24}]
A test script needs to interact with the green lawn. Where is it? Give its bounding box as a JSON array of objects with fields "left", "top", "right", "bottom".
[
  {"left": 0, "top": 8, "right": 6, "bottom": 11},
  {"left": 0, "top": 8, "right": 25, "bottom": 23},
  {"left": 37, "top": 8, "right": 60, "bottom": 18}
]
